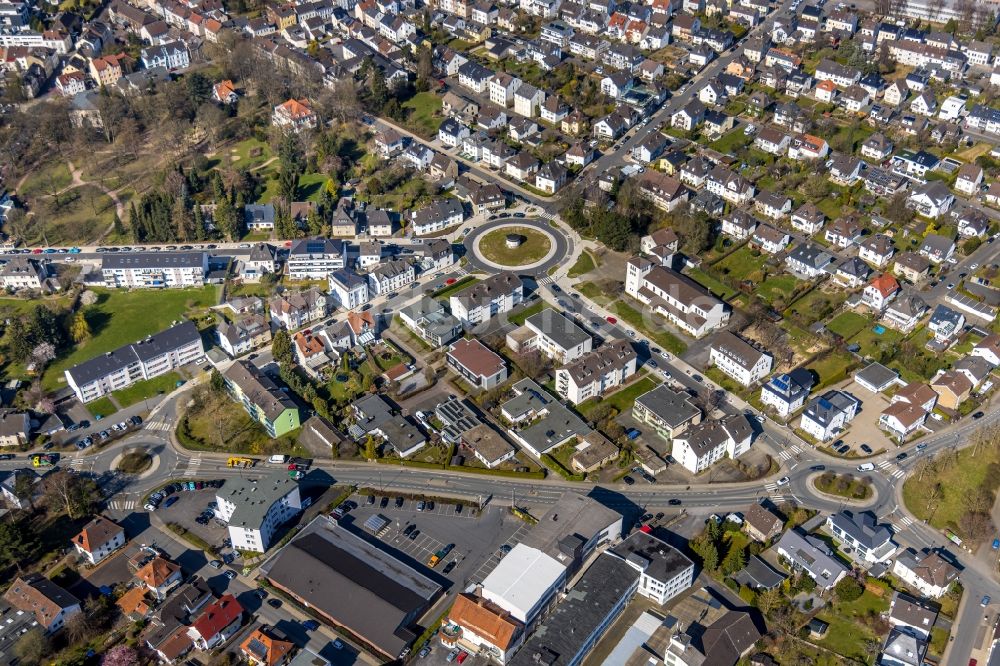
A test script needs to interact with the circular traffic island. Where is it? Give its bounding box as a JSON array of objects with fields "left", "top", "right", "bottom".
[
  {"left": 117, "top": 450, "right": 153, "bottom": 475},
  {"left": 477, "top": 226, "right": 553, "bottom": 268}
]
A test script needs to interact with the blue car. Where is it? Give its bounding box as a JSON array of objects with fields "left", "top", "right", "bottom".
[
  {"left": 69, "top": 247, "right": 81, "bottom": 254},
  {"left": 301, "top": 620, "right": 319, "bottom": 631},
  {"left": 993, "top": 538, "right": 999, "bottom": 550}
]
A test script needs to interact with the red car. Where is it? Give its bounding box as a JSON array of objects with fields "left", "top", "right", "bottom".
[
  {"left": 456, "top": 652, "right": 468, "bottom": 664},
  {"left": 606, "top": 316, "right": 618, "bottom": 324},
  {"left": 31, "top": 248, "right": 42, "bottom": 254},
  {"left": 445, "top": 278, "right": 457, "bottom": 285}
]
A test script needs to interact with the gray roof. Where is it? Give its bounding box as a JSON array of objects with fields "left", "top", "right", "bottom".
[
  {"left": 787, "top": 243, "right": 834, "bottom": 271},
  {"left": 66, "top": 321, "right": 201, "bottom": 387},
  {"left": 222, "top": 361, "right": 297, "bottom": 421},
  {"left": 828, "top": 510, "right": 894, "bottom": 550},
  {"left": 515, "top": 401, "right": 590, "bottom": 455},
  {"left": 218, "top": 470, "right": 299, "bottom": 531},
  {"left": 501, "top": 378, "right": 552, "bottom": 420},
  {"left": 522, "top": 492, "right": 622, "bottom": 561},
  {"left": 775, "top": 529, "right": 849, "bottom": 586},
  {"left": 611, "top": 532, "right": 693, "bottom": 586},
  {"left": 733, "top": 556, "right": 786, "bottom": 590},
  {"left": 803, "top": 390, "right": 858, "bottom": 428},
  {"left": 244, "top": 204, "right": 275, "bottom": 225},
  {"left": 288, "top": 238, "right": 344, "bottom": 257},
  {"left": 261, "top": 515, "right": 441, "bottom": 659},
  {"left": 634, "top": 385, "right": 701, "bottom": 428},
  {"left": 509, "top": 554, "right": 640, "bottom": 666},
  {"left": 248, "top": 243, "right": 276, "bottom": 262},
  {"left": 880, "top": 627, "right": 926, "bottom": 666},
  {"left": 328, "top": 269, "right": 367, "bottom": 291},
  {"left": 854, "top": 362, "right": 899, "bottom": 390},
  {"left": 101, "top": 251, "right": 205, "bottom": 270},
  {"left": 525, "top": 309, "right": 591, "bottom": 352}
]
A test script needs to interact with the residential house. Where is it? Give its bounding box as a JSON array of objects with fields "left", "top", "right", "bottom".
[
  {"left": 825, "top": 511, "right": 896, "bottom": 565},
  {"left": 919, "top": 234, "right": 956, "bottom": 264},
  {"left": 671, "top": 414, "right": 755, "bottom": 473},
  {"left": 785, "top": 243, "right": 834, "bottom": 279},
  {"left": 775, "top": 529, "right": 849, "bottom": 589},
  {"left": 884, "top": 292, "right": 929, "bottom": 331},
  {"left": 862, "top": 273, "right": 900, "bottom": 312},
  {"left": 136, "top": 556, "right": 183, "bottom": 601},
  {"left": 709, "top": 331, "right": 772, "bottom": 386},
  {"left": 751, "top": 224, "right": 790, "bottom": 254},
  {"left": 3, "top": 574, "right": 81, "bottom": 633},
  {"left": 799, "top": 390, "right": 859, "bottom": 441},
  {"left": 858, "top": 234, "right": 895, "bottom": 268},
  {"left": 760, "top": 370, "right": 814, "bottom": 418},
  {"left": 272, "top": 98, "right": 316, "bottom": 132},
  {"left": 955, "top": 162, "right": 984, "bottom": 196},
  {"left": 555, "top": 339, "right": 638, "bottom": 404},
  {"left": 623, "top": 260, "right": 731, "bottom": 337},
  {"left": 743, "top": 503, "right": 784, "bottom": 542},
  {"left": 891, "top": 549, "right": 959, "bottom": 599},
  {"left": 72, "top": 516, "right": 125, "bottom": 566},
  {"left": 931, "top": 369, "right": 972, "bottom": 410},
  {"left": 908, "top": 181, "right": 955, "bottom": 219},
  {"left": 447, "top": 339, "right": 508, "bottom": 390},
  {"left": 268, "top": 288, "right": 328, "bottom": 329}
]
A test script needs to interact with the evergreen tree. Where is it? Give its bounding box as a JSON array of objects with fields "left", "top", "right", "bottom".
[{"left": 112, "top": 212, "right": 125, "bottom": 238}]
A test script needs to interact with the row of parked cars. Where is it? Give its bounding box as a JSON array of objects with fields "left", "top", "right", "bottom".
[
  {"left": 78, "top": 416, "right": 142, "bottom": 449},
  {"left": 144, "top": 479, "right": 225, "bottom": 511}
]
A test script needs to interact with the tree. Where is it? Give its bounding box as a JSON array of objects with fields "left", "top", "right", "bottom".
[
  {"left": 721, "top": 544, "right": 746, "bottom": 575},
  {"left": 112, "top": 212, "right": 125, "bottom": 237},
  {"left": 40, "top": 471, "right": 100, "bottom": 519},
  {"left": 0, "top": 516, "right": 37, "bottom": 568},
  {"left": 835, "top": 576, "right": 863, "bottom": 602},
  {"left": 13, "top": 629, "right": 48, "bottom": 666},
  {"left": 884, "top": 192, "right": 910, "bottom": 225},
  {"left": 70, "top": 311, "right": 91, "bottom": 343},
  {"left": 756, "top": 587, "right": 781, "bottom": 616},
  {"left": 692, "top": 537, "right": 719, "bottom": 571},
  {"left": 210, "top": 368, "right": 226, "bottom": 393},
  {"left": 102, "top": 645, "right": 139, "bottom": 666},
  {"left": 272, "top": 329, "right": 293, "bottom": 365},
  {"left": 29, "top": 342, "right": 56, "bottom": 370}
]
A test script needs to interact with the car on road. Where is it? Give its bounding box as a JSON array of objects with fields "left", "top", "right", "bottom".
[
  {"left": 302, "top": 620, "right": 320, "bottom": 631},
  {"left": 606, "top": 316, "right": 618, "bottom": 324},
  {"left": 916, "top": 443, "right": 927, "bottom": 451},
  {"left": 648, "top": 359, "right": 658, "bottom": 368},
  {"left": 622, "top": 476, "right": 635, "bottom": 485},
  {"left": 776, "top": 476, "right": 789, "bottom": 486},
  {"left": 973, "top": 411, "right": 985, "bottom": 419},
  {"left": 983, "top": 595, "right": 992, "bottom": 607},
  {"left": 896, "top": 452, "right": 908, "bottom": 461},
  {"left": 668, "top": 498, "right": 682, "bottom": 506},
  {"left": 224, "top": 570, "right": 237, "bottom": 580},
  {"left": 267, "top": 598, "right": 282, "bottom": 608},
  {"left": 627, "top": 330, "right": 636, "bottom": 337},
  {"left": 972, "top": 263, "right": 980, "bottom": 270},
  {"left": 860, "top": 444, "right": 873, "bottom": 454},
  {"left": 811, "top": 465, "right": 825, "bottom": 472}
]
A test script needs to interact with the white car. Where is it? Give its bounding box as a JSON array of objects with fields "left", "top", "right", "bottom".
[{"left": 776, "top": 477, "right": 789, "bottom": 486}]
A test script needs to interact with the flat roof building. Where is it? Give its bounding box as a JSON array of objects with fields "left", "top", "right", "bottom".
[
  {"left": 262, "top": 516, "right": 442, "bottom": 660},
  {"left": 215, "top": 471, "right": 302, "bottom": 552}
]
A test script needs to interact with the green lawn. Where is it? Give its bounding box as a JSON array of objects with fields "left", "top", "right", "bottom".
[
  {"left": 113, "top": 372, "right": 184, "bottom": 408},
  {"left": 578, "top": 376, "right": 660, "bottom": 418},
  {"left": 712, "top": 245, "right": 766, "bottom": 282},
  {"left": 433, "top": 276, "right": 480, "bottom": 300},
  {"left": 577, "top": 281, "right": 613, "bottom": 306},
  {"left": 87, "top": 397, "right": 116, "bottom": 419},
  {"left": 812, "top": 583, "right": 891, "bottom": 661},
  {"left": 229, "top": 138, "right": 273, "bottom": 169},
  {"left": 509, "top": 299, "right": 547, "bottom": 326},
  {"left": 816, "top": 198, "right": 844, "bottom": 219},
  {"left": 479, "top": 227, "right": 552, "bottom": 266},
  {"left": 612, "top": 301, "right": 688, "bottom": 355},
  {"left": 848, "top": 324, "right": 903, "bottom": 359},
  {"left": 808, "top": 351, "right": 857, "bottom": 390},
  {"left": 567, "top": 251, "right": 597, "bottom": 278},
  {"left": 402, "top": 92, "right": 444, "bottom": 138},
  {"left": 41, "top": 287, "right": 219, "bottom": 391},
  {"left": 785, "top": 289, "right": 848, "bottom": 327},
  {"left": 756, "top": 275, "right": 799, "bottom": 305},
  {"left": 709, "top": 129, "right": 752, "bottom": 155},
  {"left": 685, "top": 267, "right": 738, "bottom": 300},
  {"left": 826, "top": 311, "right": 870, "bottom": 340},
  {"left": 18, "top": 162, "right": 73, "bottom": 199}
]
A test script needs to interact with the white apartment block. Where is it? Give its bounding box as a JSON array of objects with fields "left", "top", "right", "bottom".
[
  {"left": 216, "top": 472, "right": 302, "bottom": 552},
  {"left": 65, "top": 322, "right": 204, "bottom": 403},
  {"left": 286, "top": 239, "right": 346, "bottom": 280},
  {"left": 327, "top": 270, "right": 370, "bottom": 309},
  {"left": 709, "top": 331, "right": 773, "bottom": 386},
  {"left": 672, "top": 414, "right": 754, "bottom": 474},
  {"left": 555, "top": 340, "right": 638, "bottom": 405},
  {"left": 625, "top": 258, "right": 730, "bottom": 337},
  {"left": 449, "top": 271, "right": 523, "bottom": 326},
  {"left": 367, "top": 259, "right": 415, "bottom": 296},
  {"left": 506, "top": 309, "right": 593, "bottom": 364},
  {"left": 101, "top": 252, "right": 208, "bottom": 288}
]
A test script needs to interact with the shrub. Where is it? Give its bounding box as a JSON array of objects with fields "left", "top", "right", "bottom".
[{"left": 835, "top": 576, "right": 863, "bottom": 602}]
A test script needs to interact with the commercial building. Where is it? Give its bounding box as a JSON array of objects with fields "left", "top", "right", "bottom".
[
  {"left": 507, "top": 400, "right": 591, "bottom": 457},
  {"left": 446, "top": 338, "right": 508, "bottom": 390},
  {"left": 349, "top": 393, "right": 427, "bottom": 457},
  {"left": 449, "top": 272, "right": 524, "bottom": 325},
  {"left": 508, "top": 553, "right": 640, "bottom": 666},
  {"left": 222, "top": 361, "right": 301, "bottom": 438},
  {"left": 101, "top": 252, "right": 208, "bottom": 288},
  {"left": 506, "top": 308, "right": 592, "bottom": 363},
  {"left": 215, "top": 471, "right": 302, "bottom": 552},
  {"left": 262, "top": 516, "right": 442, "bottom": 660},
  {"left": 482, "top": 492, "right": 622, "bottom": 626},
  {"left": 555, "top": 340, "right": 638, "bottom": 405},
  {"left": 65, "top": 321, "right": 204, "bottom": 403},
  {"left": 442, "top": 594, "right": 524, "bottom": 665}
]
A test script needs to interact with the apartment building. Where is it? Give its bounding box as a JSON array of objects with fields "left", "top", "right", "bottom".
[
  {"left": 555, "top": 340, "right": 638, "bottom": 405},
  {"left": 286, "top": 239, "right": 346, "bottom": 280},
  {"left": 216, "top": 471, "right": 302, "bottom": 552},
  {"left": 65, "top": 321, "right": 204, "bottom": 403},
  {"left": 449, "top": 271, "right": 524, "bottom": 326},
  {"left": 222, "top": 361, "right": 300, "bottom": 438},
  {"left": 624, "top": 258, "right": 730, "bottom": 337},
  {"left": 367, "top": 259, "right": 415, "bottom": 296},
  {"left": 446, "top": 339, "right": 508, "bottom": 390},
  {"left": 671, "top": 414, "right": 755, "bottom": 473},
  {"left": 506, "top": 308, "right": 592, "bottom": 363},
  {"left": 101, "top": 252, "right": 208, "bottom": 288},
  {"left": 708, "top": 331, "right": 773, "bottom": 386}
]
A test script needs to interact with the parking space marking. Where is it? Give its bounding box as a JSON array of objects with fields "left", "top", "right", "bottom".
[{"left": 469, "top": 522, "right": 529, "bottom": 585}]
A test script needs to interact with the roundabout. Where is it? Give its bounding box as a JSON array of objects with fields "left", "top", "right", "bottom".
[{"left": 464, "top": 217, "right": 569, "bottom": 275}]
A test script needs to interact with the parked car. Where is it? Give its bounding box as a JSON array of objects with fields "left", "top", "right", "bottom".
[
  {"left": 860, "top": 444, "right": 873, "bottom": 454},
  {"left": 208, "top": 560, "right": 223, "bottom": 569},
  {"left": 302, "top": 620, "right": 320, "bottom": 631}
]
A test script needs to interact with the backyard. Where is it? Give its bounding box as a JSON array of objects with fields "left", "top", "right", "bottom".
[
  {"left": 685, "top": 267, "right": 739, "bottom": 301},
  {"left": 40, "top": 287, "right": 219, "bottom": 391},
  {"left": 611, "top": 300, "right": 688, "bottom": 355},
  {"left": 402, "top": 92, "right": 444, "bottom": 138},
  {"left": 711, "top": 245, "right": 766, "bottom": 283},
  {"left": 577, "top": 375, "right": 660, "bottom": 419},
  {"left": 826, "top": 311, "right": 870, "bottom": 340},
  {"left": 756, "top": 275, "right": 800, "bottom": 307},
  {"left": 810, "top": 580, "right": 892, "bottom": 662}
]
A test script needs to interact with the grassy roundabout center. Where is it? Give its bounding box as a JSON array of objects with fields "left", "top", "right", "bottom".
[
  {"left": 117, "top": 450, "right": 154, "bottom": 475},
  {"left": 478, "top": 226, "right": 552, "bottom": 267}
]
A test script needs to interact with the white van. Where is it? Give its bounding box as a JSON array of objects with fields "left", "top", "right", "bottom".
[
  {"left": 857, "top": 463, "right": 875, "bottom": 472},
  {"left": 268, "top": 454, "right": 289, "bottom": 464}
]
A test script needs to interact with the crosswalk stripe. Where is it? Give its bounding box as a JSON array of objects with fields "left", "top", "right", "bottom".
[
  {"left": 769, "top": 494, "right": 785, "bottom": 503},
  {"left": 899, "top": 515, "right": 914, "bottom": 527},
  {"left": 892, "top": 469, "right": 905, "bottom": 479},
  {"left": 877, "top": 461, "right": 891, "bottom": 469}
]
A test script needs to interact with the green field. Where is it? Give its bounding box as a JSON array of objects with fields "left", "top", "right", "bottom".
[
  {"left": 709, "top": 129, "right": 752, "bottom": 154},
  {"left": 756, "top": 275, "right": 799, "bottom": 305},
  {"left": 402, "top": 92, "right": 444, "bottom": 138},
  {"left": 826, "top": 311, "right": 870, "bottom": 340},
  {"left": 902, "top": 444, "right": 1000, "bottom": 536},
  {"left": 811, "top": 582, "right": 891, "bottom": 661},
  {"left": 712, "top": 245, "right": 766, "bottom": 282},
  {"left": 685, "top": 267, "right": 738, "bottom": 300},
  {"left": 808, "top": 351, "right": 857, "bottom": 390},
  {"left": 785, "top": 289, "right": 848, "bottom": 327},
  {"left": 478, "top": 227, "right": 552, "bottom": 266},
  {"left": 576, "top": 281, "right": 613, "bottom": 306},
  {"left": 509, "top": 299, "right": 547, "bottom": 326},
  {"left": 847, "top": 324, "right": 904, "bottom": 359},
  {"left": 433, "top": 276, "right": 480, "bottom": 299},
  {"left": 41, "top": 287, "right": 219, "bottom": 391}
]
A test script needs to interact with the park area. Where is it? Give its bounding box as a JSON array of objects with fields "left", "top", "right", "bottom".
[{"left": 477, "top": 227, "right": 552, "bottom": 267}]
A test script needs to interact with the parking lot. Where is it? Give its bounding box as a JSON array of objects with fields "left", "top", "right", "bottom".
[
  {"left": 150, "top": 484, "right": 229, "bottom": 547},
  {"left": 343, "top": 494, "right": 523, "bottom": 591}
]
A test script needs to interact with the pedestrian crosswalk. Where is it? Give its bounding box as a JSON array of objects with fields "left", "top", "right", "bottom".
[
  {"left": 452, "top": 267, "right": 468, "bottom": 278},
  {"left": 877, "top": 460, "right": 906, "bottom": 479},
  {"left": 107, "top": 499, "right": 136, "bottom": 511},
  {"left": 70, "top": 457, "right": 86, "bottom": 468},
  {"left": 898, "top": 514, "right": 914, "bottom": 528},
  {"left": 182, "top": 456, "right": 202, "bottom": 476},
  {"left": 145, "top": 420, "right": 171, "bottom": 432},
  {"left": 777, "top": 444, "right": 804, "bottom": 462},
  {"left": 537, "top": 275, "right": 554, "bottom": 286}
]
